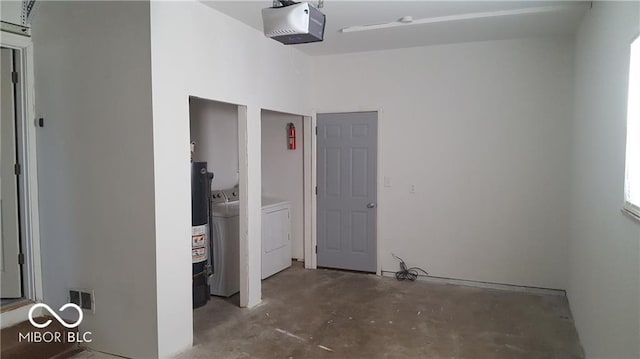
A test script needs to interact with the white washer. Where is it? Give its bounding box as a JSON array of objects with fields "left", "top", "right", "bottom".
[
  {"left": 209, "top": 193, "right": 292, "bottom": 297},
  {"left": 210, "top": 200, "right": 240, "bottom": 297}
]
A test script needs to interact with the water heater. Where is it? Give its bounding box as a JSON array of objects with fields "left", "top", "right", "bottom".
[{"left": 191, "top": 162, "right": 210, "bottom": 308}]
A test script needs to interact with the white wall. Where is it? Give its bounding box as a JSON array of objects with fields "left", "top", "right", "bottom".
[
  {"left": 568, "top": 2, "right": 640, "bottom": 358},
  {"left": 190, "top": 98, "right": 239, "bottom": 190},
  {"left": 0, "top": 1, "right": 22, "bottom": 26},
  {"left": 31, "top": 2, "right": 158, "bottom": 357},
  {"left": 262, "top": 110, "right": 304, "bottom": 260},
  {"left": 0, "top": 1, "right": 24, "bottom": 26},
  {"left": 313, "top": 37, "right": 575, "bottom": 289},
  {"left": 150, "top": 1, "right": 312, "bottom": 355}
]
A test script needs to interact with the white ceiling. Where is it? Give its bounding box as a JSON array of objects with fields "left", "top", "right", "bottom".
[{"left": 203, "top": 1, "right": 589, "bottom": 56}]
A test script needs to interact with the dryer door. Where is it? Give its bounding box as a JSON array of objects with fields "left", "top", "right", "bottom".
[{"left": 262, "top": 206, "right": 291, "bottom": 279}]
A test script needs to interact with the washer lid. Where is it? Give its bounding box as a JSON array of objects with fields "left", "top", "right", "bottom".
[{"left": 211, "top": 201, "right": 239, "bottom": 217}]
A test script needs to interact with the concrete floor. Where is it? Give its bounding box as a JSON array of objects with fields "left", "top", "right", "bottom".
[{"left": 178, "top": 263, "right": 584, "bottom": 359}]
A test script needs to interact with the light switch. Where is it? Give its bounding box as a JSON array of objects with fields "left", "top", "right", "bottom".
[{"left": 384, "top": 176, "right": 392, "bottom": 187}]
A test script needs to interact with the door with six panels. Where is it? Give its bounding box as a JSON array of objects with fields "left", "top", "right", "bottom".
[{"left": 317, "top": 112, "right": 377, "bottom": 272}]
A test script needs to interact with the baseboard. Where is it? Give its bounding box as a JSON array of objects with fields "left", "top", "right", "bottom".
[{"left": 380, "top": 271, "right": 566, "bottom": 296}]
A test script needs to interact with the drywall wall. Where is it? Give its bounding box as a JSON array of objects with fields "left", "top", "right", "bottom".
[
  {"left": 31, "top": 2, "right": 158, "bottom": 357},
  {"left": 567, "top": 2, "right": 640, "bottom": 357},
  {"left": 150, "top": 2, "right": 312, "bottom": 355},
  {"left": 262, "top": 110, "right": 304, "bottom": 260},
  {"left": 313, "top": 37, "right": 574, "bottom": 289},
  {"left": 0, "top": 1, "right": 23, "bottom": 26},
  {"left": 190, "top": 98, "right": 239, "bottom": 190}
]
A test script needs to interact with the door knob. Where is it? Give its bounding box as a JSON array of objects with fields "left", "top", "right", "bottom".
[{"left": 367, "top": 202, "right": 376, "bottom": 208}]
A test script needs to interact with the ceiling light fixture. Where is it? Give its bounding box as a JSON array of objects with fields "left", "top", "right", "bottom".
[{"left": 340, "top": 5, "right": 577, "bottom": 33}]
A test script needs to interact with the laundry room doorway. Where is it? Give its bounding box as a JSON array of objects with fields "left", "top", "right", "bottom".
[
  {"left": 189, "top": 97, "right": 242, "bottom": 307},
  {"left": 260, "top": 110, "right": 313, "bottom": 279}
]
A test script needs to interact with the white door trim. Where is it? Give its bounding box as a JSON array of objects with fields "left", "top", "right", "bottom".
[
  {"left": 310, "top": 108, "right": 384, "bottom": 274},
  {"left": 302, "top": 116, "right": 314, "bottom": 269},
  {"left": 1, "top": 31, "right": 44, "bottom": 304}
]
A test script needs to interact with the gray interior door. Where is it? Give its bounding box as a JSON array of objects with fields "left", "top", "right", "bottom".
[{"left": 317, "top": 112, "right": 377, "bottom": 272}]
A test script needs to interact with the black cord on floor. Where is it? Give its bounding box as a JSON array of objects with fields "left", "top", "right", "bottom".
[{"left": 392, "top": 253, "right": 429, "bottom": 281}]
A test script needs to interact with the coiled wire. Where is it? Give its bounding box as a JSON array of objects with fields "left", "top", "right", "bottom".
[{"left": 392, "top": 253, "right": 429, "bottom": 281}]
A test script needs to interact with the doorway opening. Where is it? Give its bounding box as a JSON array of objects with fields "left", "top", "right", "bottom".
[
  {"left": 1, "top": 46, "right": 24, "bottom": 306},
  {"left": 189, "top": 97, "right": 241, "bottom": 307},
  {"left": 260, "top": 110, "right": 305, "bottom": 275},
  {"left": 316, "top": 111, "right": 378, "bottom": 273},
  {"left": 1, "top": 41, "right": 41, "bottom": 312}
]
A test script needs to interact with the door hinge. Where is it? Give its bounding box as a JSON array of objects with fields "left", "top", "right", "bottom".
[
  {"left": 18, "top": 253, "right": 25, "bottom": 265},
  {"left": 11, "top": 71, "right": 18, "bottom": 84},
  {"left": 315, "top": 186, "right": 317, "bottom": 195},
  {"left": 315, "top": 126, "right": 318, "bottom": 135},
  {"left": 315, "top": 245, "right": 317, "bottom": 254},
  {"left": 14, "top": 163, "right": 21, "bottom": 175}
]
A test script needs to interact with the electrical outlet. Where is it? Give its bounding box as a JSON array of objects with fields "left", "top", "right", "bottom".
[{"left": 410, "top": 184, "right": 416, "bottom": 193}]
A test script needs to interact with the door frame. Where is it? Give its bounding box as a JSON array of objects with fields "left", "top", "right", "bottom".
[
  {"left": 309, "top": 108, "right": 383, "bottom": 274},
  {"left": 1, "top": 31, "right": 43, "bottom": 306},
  {"left": 257, "top": 109, "right": 314, "bottom": 270}
]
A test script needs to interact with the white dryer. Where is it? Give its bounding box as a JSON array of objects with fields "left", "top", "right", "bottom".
[{"left": 261, "top": 197, "right": 292, "bottom": 280}]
